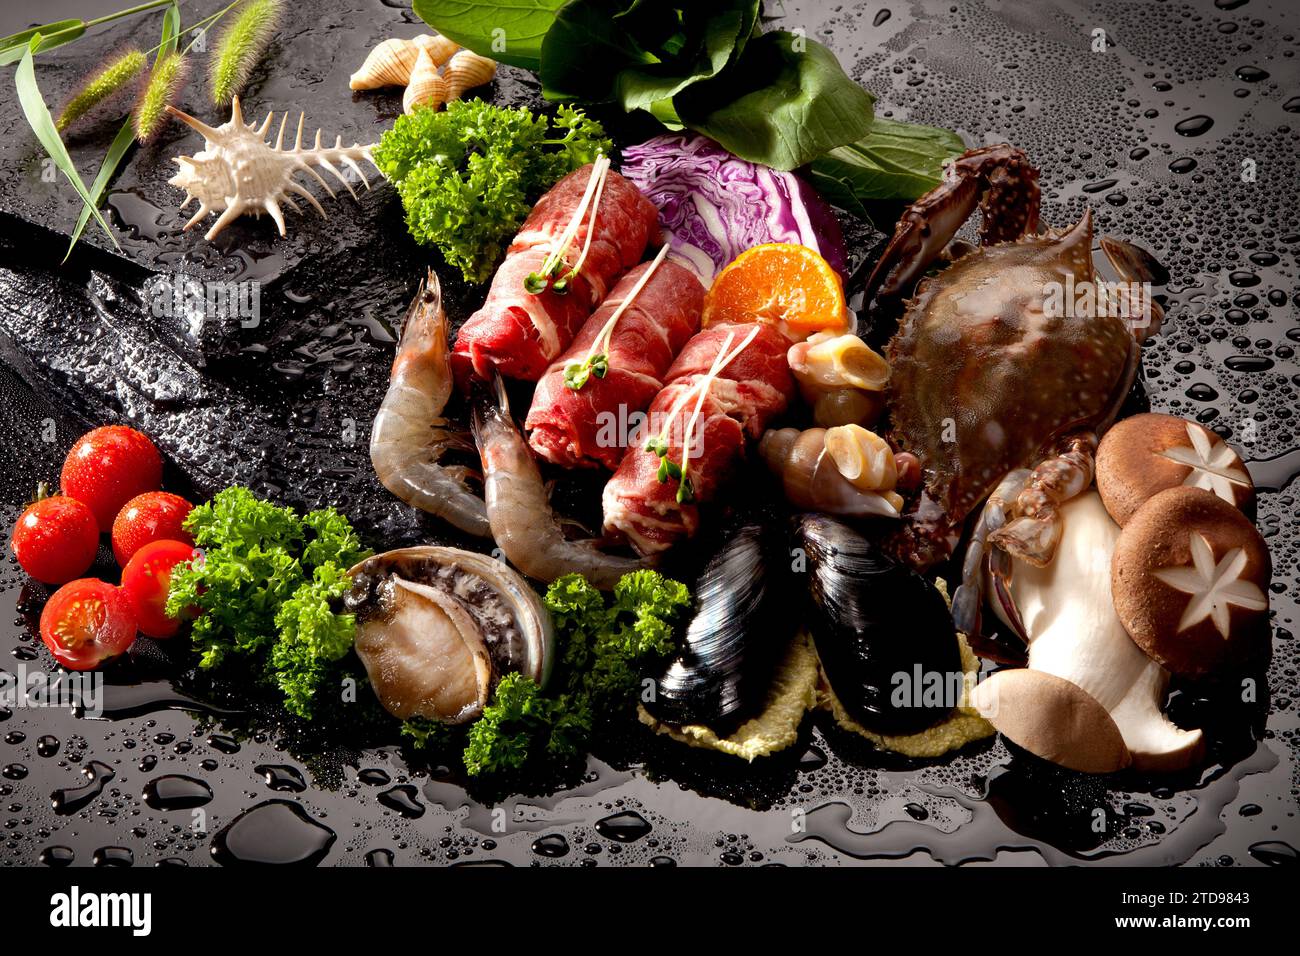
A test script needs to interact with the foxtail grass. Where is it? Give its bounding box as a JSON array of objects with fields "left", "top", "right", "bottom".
[{"left": 209, "top": 0, "right": 281, "bottom": 106}]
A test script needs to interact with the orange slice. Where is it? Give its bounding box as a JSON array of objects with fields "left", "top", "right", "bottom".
[{"left": 703, "top": 243, "right": 848, "bottom": 337}]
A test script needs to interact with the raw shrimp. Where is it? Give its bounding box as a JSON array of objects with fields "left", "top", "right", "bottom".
[
  {"left": 472, "top": 374, "right": 648, "bottom": 589},
  {"left": 370, "top": 271, "right": 490, "bottom": 537}
]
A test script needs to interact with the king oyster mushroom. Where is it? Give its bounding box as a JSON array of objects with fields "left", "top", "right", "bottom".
[
  {"left": 345, "top": 547, "right": 553, "bottom": 725},
  {"left": 970, "top": 492, "right": 1204, "bottom": 773}
]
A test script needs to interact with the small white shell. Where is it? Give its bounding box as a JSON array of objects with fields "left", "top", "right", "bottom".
[
  {"left": 402, "top": 47, "right": 448, "bottom": 115},
  {"left": 443, "top": 49, "right": 496, "bottom": 101},
  {"left": 413, "top": 33, "right": 460, "bottom": 66},
  {"left": 350, "top": 38, "right": 419, "bottom": 90}
]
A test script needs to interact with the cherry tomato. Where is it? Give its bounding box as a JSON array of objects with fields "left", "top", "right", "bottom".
[
  {"left": 120, "top": 539, "right": 197, "bottom": 639},
  {"left": 40, "top": 579, "right": 137, "bottom": 670},
  {"left": 61, "top": 426, "right": 164, "bottom": 531},
  {"left": 111, "top": 491, "right": 194, "bottom": 566},
  {"left": 10, "top": 496, "right": 100, "bottom": 585}
]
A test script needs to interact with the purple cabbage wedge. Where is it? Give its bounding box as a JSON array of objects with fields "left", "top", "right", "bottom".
[{"left": 621, "top": 133, "right": 849, "bottom": 287}]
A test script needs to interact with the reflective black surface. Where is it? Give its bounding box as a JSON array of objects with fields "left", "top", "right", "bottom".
[{"left": 0, "top": 0, "right": 1297, "bottom": 867}]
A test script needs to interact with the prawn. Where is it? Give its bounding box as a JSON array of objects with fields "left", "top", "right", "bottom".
[
  {"left": 370, "top": 271, "right": 490, "bottom": 537},
  {"left": 471, "top": 373, "right": 648, "bottom": 589}
]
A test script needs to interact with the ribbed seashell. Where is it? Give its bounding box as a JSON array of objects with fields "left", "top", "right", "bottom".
[
  {"left": 166, "top": 97, "right": 379, "bottom": 241},
  {"left": 350, "top": 37, "right": 419, "bottom": 90},
  {"left": 443, "top": 49, "right": 496, "bottom": 101},
  {"left": 403, "top": 47, "right": 448, "bottom": 114},
  {"left": 413, "top": 33, "right": 459, "bottom": 66}
]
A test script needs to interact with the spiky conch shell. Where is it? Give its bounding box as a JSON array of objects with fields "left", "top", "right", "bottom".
[
  {"left": 443, "top": 49, "right": 496, "bottom": 102},
  {"left": 402, "top": 46, "right": 447, "bottom": 114},
  {"left": 350, "top": 33, "right": 458, "bottom": 90},
  {"left": 166, "top": 96, "right": 380, "bottom": 241}
]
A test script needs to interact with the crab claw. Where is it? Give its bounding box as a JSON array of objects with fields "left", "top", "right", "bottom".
[
  {"left": 989, "top": 432, "right": 1099, "bottom": 568},
  {"left": 1101, "top": 235, "right": 1167, "bottom": 343},
  {"left": 862, "top": 144, "right": 1042, "bottom": 304}
]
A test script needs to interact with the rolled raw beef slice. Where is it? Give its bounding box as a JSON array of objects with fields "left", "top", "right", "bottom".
[
  {"left": 453, "top": 164, "right": 659, "bottom": 383},
  {"left": 525, "top": 258, "right": 705, "bottom": 470}
]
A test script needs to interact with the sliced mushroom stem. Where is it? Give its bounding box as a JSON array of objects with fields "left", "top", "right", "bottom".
[{"left": 973, "top": 492, "right": 1204, "bottom": 773}]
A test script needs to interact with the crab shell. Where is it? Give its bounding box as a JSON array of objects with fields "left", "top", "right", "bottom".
[
  {"left": 887, "top": 211, "right": 1137, "bottom": 567},
  {"left": 167, "top": 97, "right": 380, "bottom": 241}
]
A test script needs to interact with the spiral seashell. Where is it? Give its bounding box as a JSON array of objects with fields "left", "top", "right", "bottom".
[
  {"left": 811, "top": 388, "right": 884, "bottom": 428},
  {"left": 788, "top": 332, "right": 889, "bottom": 393},
  {"left": 759, "top": 427, "right": 899, "bottom": 519},
  {"left": 824, "top": 424, "right": 897, "bottom": 492},
  {"left": 443, "top": 49, "right": 497, "bottom": 101},
  {"left": 413, "top": 33, "right": 460, "bottom": 66},
  {"left": 403, "top": 47, "right": 448, "bottom": 114},
  {"left": 350, "top": 37, "right": 419, "bottom": 90}
]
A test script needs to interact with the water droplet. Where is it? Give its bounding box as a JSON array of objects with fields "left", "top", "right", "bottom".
[
  {"left": 595, "top": 810, "right": 652, "bottom": 843},
  {"left": 1247, "top": 841, "right": 1297, "bottom": 866},
  {"left": 377, "top": 784, "right": 424, "bottom": 819},
  {"left": 1174, "top": 115, "right": 1215, "bottom": 136},
  {"left": 256, "top": 763, "right": 307, "bottom": 793},
  {"left": 50, "top": 760, "right": 115, "bottom": 815},
  {"left": 92, "top": 846, "right": 134, "bottom": 867},
  {"left": 143, "top": 774, "right": 214, "bottom": 811},
  {"left": 39, "top": 845, "right": 75, "bottom": 867},
  {"left": 1225, "top": 355, "right": 1274, "bottom": 373},
  {"left": 532, "top": 833, "right": 571, "bottom": 858},
  {"left": 211, "top": 800, "right": 336, "bottom": 866}
]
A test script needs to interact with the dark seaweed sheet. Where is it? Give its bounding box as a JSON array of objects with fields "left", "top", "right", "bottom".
[{"left": 0, "top": 0, "right": 1296, "bottom": 867}]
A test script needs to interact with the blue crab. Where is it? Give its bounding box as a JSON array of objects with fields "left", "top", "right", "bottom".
[{"left": 861, "top": 145, "right": 1164, "bottom": 640}]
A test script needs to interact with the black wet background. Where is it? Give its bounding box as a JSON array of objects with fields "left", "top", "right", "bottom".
[{"left": 0, "top": 0, "right": 1297, "bottom": 867}]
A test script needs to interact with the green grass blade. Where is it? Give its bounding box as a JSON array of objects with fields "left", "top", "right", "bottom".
[
  {"left": 64, "top": 120, "right": 136, "bottom": 261},
  {"left": 159, "top": 1, "right": 181, "bottom": 56},
  {"left": 15, "top": 39, "right": 119, "bottom": 251},
  {"left": 0, "top": 20, "right": 86, "bottom": 64}
]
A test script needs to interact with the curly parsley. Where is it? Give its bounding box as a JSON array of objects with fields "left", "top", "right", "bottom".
[
  {"left": 444, "top": 570, "right": 690, "bottom": 776},
  {"left": 165, "top": 487, "right": 370, "bottom": 719},
  {"left": 372, "top": 100, "right": 612, "bottom": 283}
]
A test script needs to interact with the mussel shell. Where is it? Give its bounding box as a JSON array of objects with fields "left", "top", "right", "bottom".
[
  {"left": 642, "top": 522, "right": 795, "bottom": 730},
  {"left": 797, "top": 514, "right": 961, "bottom": 736}
]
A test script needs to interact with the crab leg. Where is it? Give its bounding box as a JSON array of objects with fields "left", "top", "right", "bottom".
[
  {"left": 862, "top": 144, "right": 1042, "bottom": 303},
  {"left": 988, "top": 433, "right": 1097, "bottom": 567},
  {"left": 952, "top": 468, "right": 1032, "bottom": 641}
]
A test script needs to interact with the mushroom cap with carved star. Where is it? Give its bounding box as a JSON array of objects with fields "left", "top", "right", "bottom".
[
  {"left": 1096, "top": 413, "right": 1255, "bottom": 526},
  {"left": 1111, "top": 486, "right": 1270, "bottom": 678}
]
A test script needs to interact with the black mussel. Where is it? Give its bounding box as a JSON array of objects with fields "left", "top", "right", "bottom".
[
  {"left": 642, "top": 522, "right": 796, "bottom": 730},
  {"left": 797, "top": 514, "right": 962, "bottom": 736}
]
